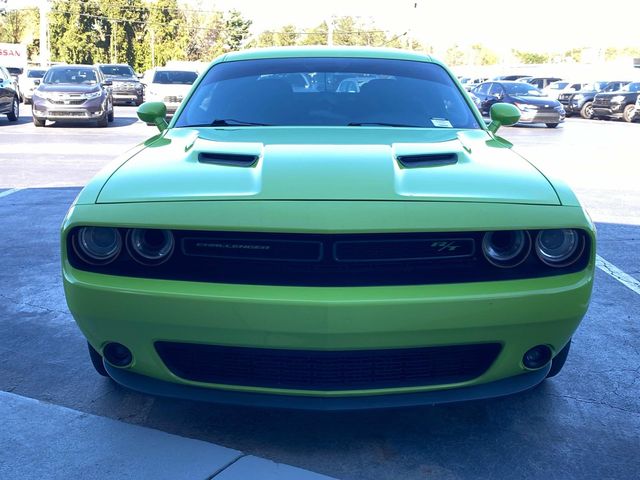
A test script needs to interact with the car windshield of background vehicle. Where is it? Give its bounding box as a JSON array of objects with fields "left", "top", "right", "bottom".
[
  {"left": 27, "top": 70, "right": 46, "bottom": 78},
  {"left": 153, "top": 71, "right": 198, "bottom": 85},
  {"left": 43, "top": 68, "right": 98, "bottom": 85},
  {"left": 175, "top": 58, "right": 480, "bottom": 129},
  {"left": 99, "top": 65, "right": 135, "bottom": 77},
  {"left": 503, "top": 83, "right": 543, "bottom": 97}
]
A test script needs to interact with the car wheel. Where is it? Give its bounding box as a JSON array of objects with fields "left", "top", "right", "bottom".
[
  {"left": 7, "top": 97, "right": 19, "bottom": 122},
  {"left": 96, "top": 112, "right": 108, "bottom": 127},
  {"left": 135, "top": 96, "right": 144, "bottom": 106},
  {"left": 107, "top": 105, "right": 114, "bottom": 123},
  {"left": 33, "top": 117, "right": 46, "bottom": 127},
  {"left": 580, "top": 101, "right": 593, "bottom": 119},
  {"left": 545, "top": 123, "right": 559, "bottom": 128},
  {"left": 546, "top": 339, "right": 571, "bottom": 378},
  {"left": 87, "top": 342, "right": 109, "bottom": 377},
  {"left": 623, "top": 104, "right": 636, "bottom": 123}
]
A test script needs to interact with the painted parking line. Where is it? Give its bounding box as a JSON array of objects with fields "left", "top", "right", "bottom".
[
  {"left": 596, "top": 255, "right": 640, "bottom": 296},
  {"left": 0, "top": 188, "right": 23, "bottom": 199}
]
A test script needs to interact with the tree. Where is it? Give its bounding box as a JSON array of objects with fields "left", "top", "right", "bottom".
[
  {"left": 471, "top": 44, "right": 498, "bottom": 65},
  {"left": 146, "top": 0, "right": 189, "bottom": 66},
  {"left": 301, "top": 22, "right": 328, "bottom": 46},
  {"left": 512, "top": 50, "right": 550, "bottom": 64},
  {"left": 445, "top": 44, "right": 466, "bottom": 66},
  {"left": 0, "top": 8, "right": 27, "bottom": 43},
  {"left": 100, "top": 0, "right": 149, "bottom": 68},
  {"left": 49, "top": 0, "right": 107, "bottom": 64},
  {"left": 222, "top": 9, "right": 251, "bottom": 52},
  {"left": 276, "top": 24, "right": 298, "bottom": 47}
]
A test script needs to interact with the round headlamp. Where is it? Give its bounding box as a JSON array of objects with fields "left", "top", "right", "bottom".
[
  {"left": 127, "top": 228, "right": 174, "bottom": 265},
  {"left": 535, "top": 229, "right": 583, "bottom": 267},
  {"left": 74, "top": 227, "right": 122, "bottom": 264},
  {"left": 482, "top": 230, "right": 531, "bottom": 268}
]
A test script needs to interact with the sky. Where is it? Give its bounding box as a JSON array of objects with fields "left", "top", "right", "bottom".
[{"left": 7, "top": 0, "right": 640, "bottom": 52}]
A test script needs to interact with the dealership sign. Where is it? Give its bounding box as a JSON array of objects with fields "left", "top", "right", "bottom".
[{"left": 0, "top": 43, "right": 27, "bottom": 68}]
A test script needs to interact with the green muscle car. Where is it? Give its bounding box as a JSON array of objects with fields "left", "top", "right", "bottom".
[{"left": 62, "top": 47, "right": 595, "bottom": 409}]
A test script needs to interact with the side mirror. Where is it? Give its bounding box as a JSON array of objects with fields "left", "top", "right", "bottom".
[
  {"left": 102, "top": 79, "right": 113, "bottom": 86},
  {"left": 33, "top": 79, "right": 41, "bottom": 86},
  {"left": 137, "top": 101, "right": 168, "bottom": 132},
  {"left": 487, "top": 103, "right": 520, "bottom": 134}
]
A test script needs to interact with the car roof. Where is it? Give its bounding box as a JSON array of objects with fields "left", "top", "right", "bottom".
[
  {"left": 219, "top": 46, "right": 434, "bottom": 64},
  {"left": 49, "top": 64, "right": 99, "bottom": 70}
]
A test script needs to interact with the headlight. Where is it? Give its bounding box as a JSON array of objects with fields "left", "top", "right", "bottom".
[
  {"left": 482, "top": 230, "right": 531, "bottom": 268},
  {"left": 535, "top": 229, "right": 583, "bottom": 267},
  {"left": 127, "top": 228, "right": 175, "bottom": 265},
  {"left": 74, "top": 227, "right": 122, "bottom": 265},
  {"left": 572, "top": 94, "right": 583, "bottom": 100},
  {"left": 82, "top": 91, "right": 102, "bottom": 100},
  {"left": 33, "top": 90, "right": 54, "bottom": 101},
  {"left": 610, "top": 95, "right": 625, "bottom": 103}
]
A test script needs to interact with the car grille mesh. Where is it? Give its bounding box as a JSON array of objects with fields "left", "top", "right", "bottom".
[{"left": 155, "top": 342, "right": 502, "bottom": 390}]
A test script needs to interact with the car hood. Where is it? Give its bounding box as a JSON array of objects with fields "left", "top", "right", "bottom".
[
  {"left": 37, "top": 84, "right": 101, "bottom": 94},
  {"left": 97, "top": 128, "right": 560, "bottom": 205}
]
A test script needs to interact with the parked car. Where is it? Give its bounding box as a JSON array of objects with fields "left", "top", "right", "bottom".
[
  {"left": 0, "top": 65, "right": 19, "bottom": 121},
  {"left": 62, "top": 47, "right": 595, "bottom": 409},
  {"left": 635, "top": 94, "right": 640, "bottom": 121},
  {"left": 6, "top": 66, "right": 23, "bottom": 102},
  {"left": 472, "top": 81, "right": 565, "bottom": 127},
  {"left": 591, "top": 82, "right": 640, "bottom": 122},
  {"left": 543, "top": 81, "right": 588, "bottom": 100},
  {"left": 525, "top": 77, "right": 563, "bottom": 90},
  {"left": 19, "top": 68, "right": 47, "bottom": 105},
  {"left": 459, "top": 76, "right": 488, "bottom": 91},
  {"left": 493, "top": 74, "right": 531, "bottom": 81},
  {"left": 562, "top": 81, "right": 630, "bottom": 119},
  {"left": 97, "top": 63, "right": 144, "bottom": 106},
  {"left": 141, "top": 67, "right": 198, "bottom": 115},
  {"left": 31, "top": 64, "right": 114, "bottom": 127}
]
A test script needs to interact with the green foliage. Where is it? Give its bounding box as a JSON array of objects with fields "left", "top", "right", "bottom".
[
  {"left": 0, "top": 9, "right": 25, "bottom": 43},
  {"left": 471, "top": 44, "right": 498, "bottom": 65},
  {"left": 445, "top": 45, "right": 466, "bottom": 66},
  {"left": 563, "top": 48, "right": 583, "bottom": 63},
  {"left": 512, "top": 50, "right": 550, "bottom": 64},
  {"left": 49, "top": 0, "right": 107, "bottom": 64},
  {"left": 301, "top": 22, "right": 328, "bottom": 46},
  {"left": 223, "top": 9, "right": 251, "bottom": 52}
]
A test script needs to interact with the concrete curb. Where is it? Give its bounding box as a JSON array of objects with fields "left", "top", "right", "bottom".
[{"left": 0, "top": 391, "right": 336, "bottom": 480}]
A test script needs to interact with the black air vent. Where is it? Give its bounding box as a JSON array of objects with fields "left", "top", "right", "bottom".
[
  {"left": 198, "top": 152, "right": 258, "bottom": 167},
  {"left": 397, "top": 153, "right": 458, "bottom": 168}
]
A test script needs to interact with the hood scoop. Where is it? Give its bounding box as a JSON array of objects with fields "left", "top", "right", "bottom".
[
  {"left": 198, "top": 152, "right": 259, "bottom": 167},
  {"left": 397, "top": 152, "right": 458, "bottom": 168}
]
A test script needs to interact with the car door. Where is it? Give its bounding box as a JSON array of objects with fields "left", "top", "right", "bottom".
[{"left": 0, "top": 67, "right": 11, "bottom": 113}]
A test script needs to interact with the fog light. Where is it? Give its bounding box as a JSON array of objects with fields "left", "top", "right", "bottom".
[
  {"left": 522, "top": 345, "right": 552, "bottom": 369},
  {"left": 103, "top": 342, "right": 133, "bottom": 368}
]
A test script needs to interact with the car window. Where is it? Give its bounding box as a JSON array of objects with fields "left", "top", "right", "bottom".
[
  {"left": 44, "top": 68, "right": 98, "bottom": 85},
  {"left": 503, "top": 83, "right": 543, "bottom": 97},
  {"left": 27, "top": 70, "right": 46, "bottom": 78},
  {"left": 0, "top": 68, "right": 7, "bottom": 81},
  {"left": 475, "top": 83, "right": 490, "bottom": 95},
  {"left": 621, "top": 82, "right": 640, "bottom": 92},
  {"left": 175, "top": 57, "right": 481, "bottom": 129},
  {"left": 488, "top": 83, "right": 504, "bottom": 97},
  {"left": 152, "top": 71, "right": 198, "bottom": 84},
  {"left": 99, "top": 65, "right": 135, "bottom": 77}
]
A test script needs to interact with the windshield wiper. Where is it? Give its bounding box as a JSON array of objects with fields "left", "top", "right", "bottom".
[
  {"left": 347, "top": 122, "right": 423, "bottom": 128},
  {"left": 210, "top": 118, "right": 272, "bottom": 127}
]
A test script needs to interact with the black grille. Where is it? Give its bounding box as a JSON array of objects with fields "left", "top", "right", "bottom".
[
  {"left": 67, "top": 229, "right": 591, "bottom": 286},
  {"left": 155, "top": 342, "right": 502, "bottom": 390}
]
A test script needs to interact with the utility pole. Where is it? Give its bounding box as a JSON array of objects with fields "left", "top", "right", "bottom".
[
  {"left": 327, "top": 16, "right": 334, "bottom": 46},
  {"left": 39, "top": 0, "right": 51, "bottom": 66}
]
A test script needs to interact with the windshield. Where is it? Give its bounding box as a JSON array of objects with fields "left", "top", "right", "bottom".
[
  {"left": 604, "top": 82, "right": 629, "bottom": 92},
  {"left": 503, "top": 83, "right": 543, "bottom": 96},
  {"left": 99, "top": 65, "right": 135, "bottom": 77},
  {"left": 175, "top": 57, "right": 480, "bottom": 129},
  {"left": 27, "top": 70, "right": 46, "bottom": 78},
  {"left": 152, "top": 70, "right": 198, "bottom": 85},
  {"left": 43, "top": 68, "right": 98, "bottom": 85},
  {"left": 548, "top": 82, "right": 569, "bottom": 90}
]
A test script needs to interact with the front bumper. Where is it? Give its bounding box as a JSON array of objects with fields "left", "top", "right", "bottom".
[
  {"left": 517, "top": 110, "right": 565, "bottom": 124},
  {"left": 63, "top": 200, "right": 595, "bottom": 407},
  {"left": 32, "top": 96, "right": 107, "bottom": 121},
  {"left": 592, "top": 103, "right": 625, "bottom": 118}
]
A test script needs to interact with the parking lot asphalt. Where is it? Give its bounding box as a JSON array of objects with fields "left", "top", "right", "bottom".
[{"left": 1, "top": 108, "right": 639, "bottom": 480}]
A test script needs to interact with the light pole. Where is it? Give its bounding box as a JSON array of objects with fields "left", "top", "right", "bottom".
[{"left": 39, "top": 0, "right": 51, "bottom": 66}]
